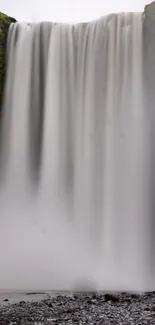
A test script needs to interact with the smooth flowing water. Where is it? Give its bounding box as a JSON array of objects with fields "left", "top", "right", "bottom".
[{"left": 0, "top": 12, "right": 153, "bottom": 292}]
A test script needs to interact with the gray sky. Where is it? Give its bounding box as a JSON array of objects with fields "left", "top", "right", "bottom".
[{"left": 0, "top": 0, "right": 153, "bottom": 22}]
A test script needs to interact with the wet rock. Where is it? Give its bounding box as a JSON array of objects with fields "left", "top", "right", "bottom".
[
  {"left": 46, "top": 302, "right": 53, "bottom": 308},
  {"left": 130, "top": 293, "right": 139, "bottom": 299},
  {"left": 26, "top": 292, "right": 46, "bottom": 295},
  {"left": 1, "top": 292, "right": 155, "bottom": 324},
  {"left": 104, "top": 294, "right": 120, "bottom": 303},
  {"left": 151, "top": 305, "right": 155, "bottom": 311}
]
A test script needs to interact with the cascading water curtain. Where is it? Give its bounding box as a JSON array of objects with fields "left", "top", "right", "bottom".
[{"left": 0, "top": 12, "right": 152, "bottom": 292}]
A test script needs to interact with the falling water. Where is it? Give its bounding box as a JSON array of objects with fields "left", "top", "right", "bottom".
[{"left": 0, "top": 12, "right": 152, "bottom": 292}]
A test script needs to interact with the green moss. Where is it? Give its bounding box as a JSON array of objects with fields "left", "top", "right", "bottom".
[{"left": 0, "top": 12, "right": 16, "bottom": 107}]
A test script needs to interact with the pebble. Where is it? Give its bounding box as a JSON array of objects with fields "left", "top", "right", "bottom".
[{"left": 1, "top": 292, "right": 155, "bottom": 324}]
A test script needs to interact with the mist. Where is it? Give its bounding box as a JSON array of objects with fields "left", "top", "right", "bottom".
[{"left": 0, "top": 12, "right": 154, "bottom": 293}]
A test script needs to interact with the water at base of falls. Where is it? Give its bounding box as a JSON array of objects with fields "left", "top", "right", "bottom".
[{"left": 0, "top": 12, "right": 154, "bottom": 292}]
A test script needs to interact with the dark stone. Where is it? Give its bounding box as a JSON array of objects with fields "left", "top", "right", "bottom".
[
  {"left": 26, "top": 292, "right": 46, "bottom": 295},
  {"left": 104, "top": 294, "right": 120, "bottom": 303},
  {"left": 130, "top": 294, "right": 139, "bottom": 299},
  {"left": 46, "top": 302, "right": 53, "bottom": 308}
]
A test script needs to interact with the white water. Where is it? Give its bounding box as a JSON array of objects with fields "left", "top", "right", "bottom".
[{"left": 0, "top": 13, "right": 153, "bottom": 292}]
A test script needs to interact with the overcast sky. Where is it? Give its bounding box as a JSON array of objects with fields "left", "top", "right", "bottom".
[{"left": 0, "top": 0, "right": 153, "bottom": 23}]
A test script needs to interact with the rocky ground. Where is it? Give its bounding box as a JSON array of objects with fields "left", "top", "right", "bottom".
[{"left": 1, "top": 292, "right": 155, "bottom": 324}]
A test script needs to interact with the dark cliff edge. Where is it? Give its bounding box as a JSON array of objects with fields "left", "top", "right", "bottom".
[
  {"left": 145, "top": 1, "right": 155, "bottom": 20},
  {"left": 0, "top": 12, "right": 16, "bottom": 108}
]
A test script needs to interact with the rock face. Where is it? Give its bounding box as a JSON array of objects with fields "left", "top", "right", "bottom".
[
  {"left": 145, "top": 1, "right": 155, "bottom": 20},
  {"left": 0, "top": 12, "right": 16, "bottom": 107}
]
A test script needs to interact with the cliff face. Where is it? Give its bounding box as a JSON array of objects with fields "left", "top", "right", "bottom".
[{"left": 0, "top": 12, "right": 16, "bottom": 107}]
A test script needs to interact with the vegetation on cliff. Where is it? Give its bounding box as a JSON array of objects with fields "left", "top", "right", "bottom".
[{"left": 0, "top": 12, "right": 16, "bottom": 107}]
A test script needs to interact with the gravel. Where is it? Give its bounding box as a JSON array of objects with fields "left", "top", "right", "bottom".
[{"left": 1, "top": 292, "right": 155, "bottom": 324}]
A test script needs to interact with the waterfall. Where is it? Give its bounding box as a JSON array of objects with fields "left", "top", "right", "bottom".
[{"left": 0, "top": 12, "right": 152, "bottom": 292}]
